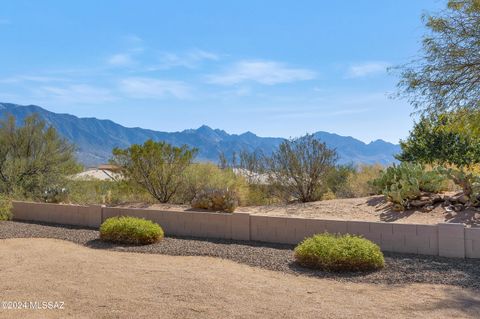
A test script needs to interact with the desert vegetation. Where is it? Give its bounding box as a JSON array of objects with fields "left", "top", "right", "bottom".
[
  {"left": 2, "top": 2, "right": 480, "bottom": 219},
  {"left": 365, "top": 0, "right": 480, "bottom": 213},
  {"left": 0, "top": 194, "right": 12, "bottom": 221},
  {"left": 294, "top": 233, "right": 385, "bottom": 272},
  {"left": 99, "top": 216, "right": 164, "bottom": 245},
  {"left": 0, "top": 114, "right": 79, "bottom": 200}
]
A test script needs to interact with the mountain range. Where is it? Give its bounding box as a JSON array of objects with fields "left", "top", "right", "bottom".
[{"left": 0, "top": 102, "right": 400, "bottom": 167}]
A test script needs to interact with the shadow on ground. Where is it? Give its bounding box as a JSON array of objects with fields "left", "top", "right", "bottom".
[{"left": 419, "top": 287, "right": 480, "bottom": 316}]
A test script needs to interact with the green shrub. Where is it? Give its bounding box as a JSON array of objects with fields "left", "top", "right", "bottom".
[
  {"left": 326, "top": 165, "right": 355, "bottom": 198},
  {"left": 191, "top": 188, "right": 238, "bottom": 213},
  {"left": 112, "top": 140, "right": 197, "bottom": 203},
  {"left": 294, "top": 233, "right": 385, "bottom": 272},
  {"left": 0, "top": 194, "right": 13, "bottom": 221},
  {"left": 100, "top": 216, "right": 164, "bottom": 245},
  {"left": 179, "top": 163, "right": 245, "bottom": 203},
  {"left": 346, "top": 164, "right": 384, "bottom": 197},
  {"left": 371, "top": 162, "right": 447, "bottom": 209},
  {"left": 67, "top": 180, "right": 154, "bottom": 206},
  {"left": 242, "top": 183, "right": 278, "bottom": 206}
]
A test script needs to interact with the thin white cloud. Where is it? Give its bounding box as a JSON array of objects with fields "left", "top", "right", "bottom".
[
  {"left": 346, "top": 61, "right": 390, "bottom": 78},
  {"left": 124, "top": 34, "right": 143, "bottom": 45},
  {"left": 123, "top": 34, "right": 145, "bottom": 53},
  {"left": 32, "top": 84, "right": 116, "bottom": 105},
  {"left": 207, "top": 60, "right": 316, "bottom": 85},
  {"left": 119, "top": 77, "right": 191, "bottom": 99},
  {"left": 149, "top": 49, "right": 219, "bottom": 70},
  {"left": 106, "top": 35, "right": 146, "bottom": 67},
  {"left": 0, "top": 75, "right": 67, "bottom": 84},
  {"left": 107, "top": 53, "right": 134, "bottom": 66}
]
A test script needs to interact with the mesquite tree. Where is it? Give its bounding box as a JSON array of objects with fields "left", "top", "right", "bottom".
[
  {"left": 266, "top": 134, "right": 338, "bottom": 203},
  {"left": 112, "top": 140, "right": 197, "bottom": 203},
  {"left": 397, "top": 0, "right": 480, "bottom": 116},
  {"left": 0, "top": 114, "right": 78, "bottom": 198}
]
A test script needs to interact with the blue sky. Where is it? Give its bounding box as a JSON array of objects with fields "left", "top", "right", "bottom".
[{"left": 0, "top": 0, "right": 443, "bottom": 143}]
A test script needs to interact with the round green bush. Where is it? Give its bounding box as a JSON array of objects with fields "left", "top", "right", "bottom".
[
  {"left": 294, "top": 233, "right": 385, "bottom": 272},
  {"left": 0, "top": 195, "right": 13, "bottom": 221},
  {"left": 100, "top": 216, "right": 164, "bottom": 245}
]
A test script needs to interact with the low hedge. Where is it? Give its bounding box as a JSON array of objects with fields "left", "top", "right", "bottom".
[
  {"left": 294, "top": 233, "right": 385, "bottom": 272},
  {"left": 100, "top": 216, "right": 164, "bottom": 245}
]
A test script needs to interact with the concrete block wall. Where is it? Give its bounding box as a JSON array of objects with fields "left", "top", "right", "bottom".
[
  {"left": 438, "top": 223, "right": 465, "bottom": 258},
  {"left": 249, "top": 216, "right": 439, "bottom": 255},
  {"left": 102, "top": 207, "right": 251, "bottom": 240},
  {"left": 10, "top": 201, "right": 479, "bottom": 259},
  {"left": 12, "top": 201, "right": 102, "bottom": 228},
  {"left": 465, "top": 227, "right": 480, "bottom": 258}
]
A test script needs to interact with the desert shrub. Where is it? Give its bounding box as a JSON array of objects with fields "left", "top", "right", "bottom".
[
  {"left": 178, "top": 163, "right": 245, "bottom": 203},
  {"left": 294, "top": 233, "right": 385, "bottom": 272},
  {"left": 0, "top": 194, "right": 13, "bottom": 221},
  {"left": 325, "top": 165, "right": 356, "bottom": 198},
  {"left": 266, "top": 134, "right": 338, "bottom": 203},
  {"left": 42, "top": 185, "right": 69, "bottom": 203},
  {"left": 100, "top": 216, "right": 164, "bottom": 245},
  {"left": 67, "top": 179, "right": 153, "bottom": 206},
  {"left": 321, "top": 189, "right": 336, "bottom": 200},
  {"left": 191, "top": 188, "right": 238, "bottom": 213},
  {"left": 112, "top": 140, "right": 197, "bottom": 203},
  {"left": 243, "top": 183, "right": 280, "bottom": 206},
  {"left": 0, "top": 115, "right": 79, "bottom": 199},
  {"left": 397, "top": 113, "right": 480, "bottom": 167},
  {"left": 346, "top": 164, "right": 383, "bottom": 197},
  {"left": 371, "top": 162, "right": 447, "bottom": 209}
]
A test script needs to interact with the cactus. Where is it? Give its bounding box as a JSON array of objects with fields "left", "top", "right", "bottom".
[
  {"left": 438, "top": 167, "right": 480, "bottom": 206},
  {"left": 372, "top": 163, "right": 445, "bottom": 209}
]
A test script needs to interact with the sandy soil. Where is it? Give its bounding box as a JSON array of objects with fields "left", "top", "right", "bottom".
[
  {"left": 1, "top": 238, "right": 479, "bottom": 319},
  {"left": 120, "top": 195, "right": 480, "bottom": 226}
]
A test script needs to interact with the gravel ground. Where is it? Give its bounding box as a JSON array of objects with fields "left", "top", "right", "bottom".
[{"left": 1, "top": 220, "right": 480, "bottom": 290}]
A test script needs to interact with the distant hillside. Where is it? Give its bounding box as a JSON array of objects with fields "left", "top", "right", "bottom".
[{"left": 0, "top": 102, "right": 400, "bottom": 166}]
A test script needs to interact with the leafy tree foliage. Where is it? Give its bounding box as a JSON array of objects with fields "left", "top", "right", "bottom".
[
  {"left": 266, "top": 134, "right": 338, "bottom": 203},
  {"left": 397, "top": 113, "right": 480, "bottom": 167},
  {"left": 112, "top": 140, "right": 197, "bottom": 203},
  {"left": 0, "top": 115, "right": 78, "bottom": 198},
  {"left": 397, "top": 0, "right": 480, "bottom": 116}
]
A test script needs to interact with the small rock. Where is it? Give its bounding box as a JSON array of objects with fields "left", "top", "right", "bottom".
[
  {"left": 450, "top": 193, "right": 469, "bottom": 204},
  {"left": 431, "top": 194, "right": 443, "bottom": 203},
  {"left": 410, "top": 199, "right": 433, "bottom": 207},
  {"left": 424, "top": 205, "right": 435, "bottom": 212},
  {"left": 445, "top": 212, "right": 454, "bottom": 219},
  {"left": 475, "top": 213, "right": 480, "bottom": 220},
  {"left": 458, "top": 195, "right": 470, "bottom": 204},
  {"left": 453, "top": 204, "right": 464, "bottom": 212},
  {"left": 444, "top": 205, "right": 454, "bottom": 212}
]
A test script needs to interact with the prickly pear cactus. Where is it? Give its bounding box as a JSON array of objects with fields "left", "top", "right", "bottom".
[{"left": 372, "top": 163, "right": 445, "bottom": 210}]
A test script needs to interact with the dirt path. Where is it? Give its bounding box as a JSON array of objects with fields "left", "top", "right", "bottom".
[{"left": 0, "top": 238, "right": 479, "bottom": 319}]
